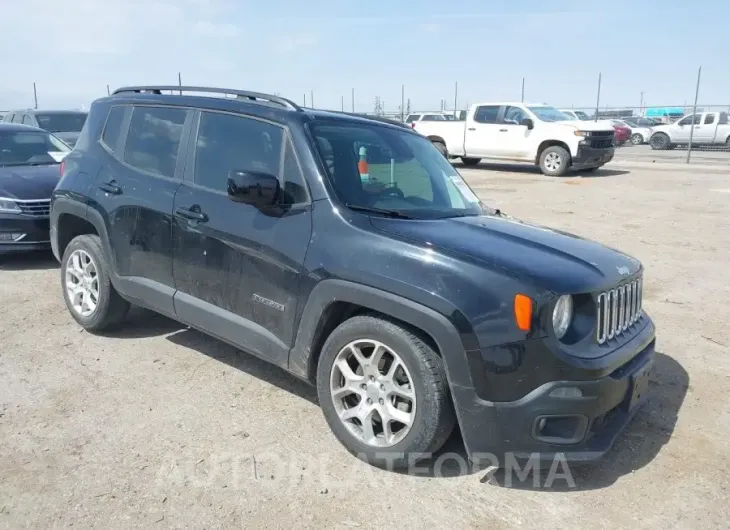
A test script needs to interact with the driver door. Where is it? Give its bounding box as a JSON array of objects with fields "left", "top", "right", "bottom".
[
  {"left": 674, "top": 114, "right": 700, "bottom": 142},
  {"left": 498, "top": 106, "right": 534, "bottom": 160}
]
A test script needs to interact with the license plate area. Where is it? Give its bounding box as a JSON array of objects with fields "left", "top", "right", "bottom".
[{"left": 628, "top": 360, "right": 653, "bottom": 411}]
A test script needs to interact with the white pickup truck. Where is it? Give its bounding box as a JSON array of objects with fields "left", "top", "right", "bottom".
[
  {"left": 413, "top": 102, "right": 616, "bottom": 176},
  {"left": 648, "top": 111, "right": 730, "bottom": 150}
]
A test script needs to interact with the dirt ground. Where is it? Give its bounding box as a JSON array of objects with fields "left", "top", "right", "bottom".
[{"left": 1, "top": 158, "right": 729, "bottom": 529}]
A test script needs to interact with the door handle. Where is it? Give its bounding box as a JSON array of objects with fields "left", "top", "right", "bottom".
[
  {"left": 175, "top": 207, "right": 208, "bottom": 222},
  {"left": 499, "top": 129, "right": 508, "bottom": 132},
  {"left": 98, "top": 181, "right": 122, "bottom": 195},
  {"left": 467, "top": 127, "right": 476, "bottom": 131}
]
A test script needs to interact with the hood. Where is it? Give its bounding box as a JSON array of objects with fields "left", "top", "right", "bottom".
[
  {"left": 54, "top": 131, "right": 80, "bottom": 147},
  {"left": 555, "top": 120, "right": 615, "bottom": 132},
  {"left": 370, "top": 214, "right": 641, "bottom": 294},
  {"left": 0, "top": 165, "right": 61, "bottom": 200}
]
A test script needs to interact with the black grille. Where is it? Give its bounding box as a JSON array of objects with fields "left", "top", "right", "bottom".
[
  {"left": 589, "top": 131, "right": 615, "bottom": 149},
  {"left": 17, "top": 200, "right": 51, "bottom": 217}
]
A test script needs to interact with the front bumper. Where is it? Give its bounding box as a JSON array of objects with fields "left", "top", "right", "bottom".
[
  {"left": 451, "top": 319, "right": 656, "bottom": 465},
  {"left": 571, "top": 145, "right": 614, "bottom": 169},
  {"left": 0, "top": 214, "right": 51, "bottom": 255}
]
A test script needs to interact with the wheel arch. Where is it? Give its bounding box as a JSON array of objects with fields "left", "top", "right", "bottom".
[
  {"left": 287, "top": 280, "right": 477, "bottom": 390},
  {"left": 535, "top": 140, "right": 571, "bottom": 165}
]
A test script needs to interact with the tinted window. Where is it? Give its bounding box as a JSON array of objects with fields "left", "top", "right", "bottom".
[
  {"left": 35, "top": 112, "right": 87, "bottom": 133},
  {"left": 678, "top": 114, "right": 701, "bottom": 126},
  {"left": 704, "top": 114, "right": 715, "bottom": 125},
  {"left": 503, "top": 106, "right": 529, "bottom": 125},
  {"left": 194, "top": 111, "right": 283, "bottom": 193},
  {"left": 405, "top": 115, "right": 420, "bottom": 123},
  {"left": 124, "top": 106, "right": 187, "bottom": 178},
  {"left": 422, "top": 114, "right": 446, "bottom": 121},
  {"left": 311, "top": 121, "right": 483, "bottom": 219},
  {"left": 0, "top": 130, "right": 70, "bottom": 167},
  {"left": 473, "top": 106, "right": 500, "bottom": 124},
  {"left": 101, "top": 106, "right": 127, "bottom": 152}
]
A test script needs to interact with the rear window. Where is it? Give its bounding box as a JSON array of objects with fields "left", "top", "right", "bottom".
[
  {"left": 421, "top": 114, "right": 446, "bottom": 121},
  {"left": 123, "top": 106, "right": 187, "bottom": 178},
  {"left": 35, "top": 112, "right": 88, "bottom": 133}
]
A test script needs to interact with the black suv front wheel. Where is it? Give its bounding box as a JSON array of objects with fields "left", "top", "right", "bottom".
[
  {"left": 316, "top": 315, "right": 455, "bottom": 468},
  {"left": 61, "top": 234, "right": 130, "bottom": 331}
]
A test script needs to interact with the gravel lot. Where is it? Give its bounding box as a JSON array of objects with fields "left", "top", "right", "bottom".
[{"left": 1, "top": 158, "right": 729, "bottom": 528}]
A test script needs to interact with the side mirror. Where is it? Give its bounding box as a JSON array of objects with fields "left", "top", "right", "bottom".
[
  {"left": 520, "top": 118, "right": 534, "bottom": 130},
  {"left": 227, "top": 169, "right": 280, "bottom": 208}
]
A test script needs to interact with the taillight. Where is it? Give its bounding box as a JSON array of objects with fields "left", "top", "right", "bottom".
[
  {"left": 60, "top": 160, "right": 65, "bottom": 176},
  {"left": 411, "top": 122, "right": 416, "bottom": 128}
]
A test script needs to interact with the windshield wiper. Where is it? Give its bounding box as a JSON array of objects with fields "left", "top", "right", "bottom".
[{"left": 344, "top": 204, "right": 414, "bottom": 219}]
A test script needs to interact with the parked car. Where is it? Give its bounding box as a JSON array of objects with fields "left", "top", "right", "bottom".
[
  {"left": 404, "top": 113, "right": 450, "bottom": 126},
  {"left": 51, "top": 85, "right": 655, "bottom": 469},
  {"left": 413, "top": 102, "right": 616, "bottom": 176},
  {"left": 649, "top": 111, "right": 730, "bottom": 150},
  {"left": 610, "top": 120, "right": 632, "bottom": 146},
  {"left": 0, "top": 123, "right": 71, "bottom": 254},
  {"left": 2, "top": 110, "right": 88, "bottom": 147},
  {"left": 559, "top": 109, "right": 592, "bottom": 121},
  {"left": 621, "top": 117, "right": 656, "bottom": 145}
]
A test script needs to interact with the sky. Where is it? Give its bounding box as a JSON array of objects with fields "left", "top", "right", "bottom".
[{"left": 1, "top": 0, "right": 728, "bottom": 113}]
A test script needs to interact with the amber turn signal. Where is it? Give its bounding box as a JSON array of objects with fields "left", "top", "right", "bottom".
[{"left": 514, "top": 294, "right": 533, "bottom": 331}]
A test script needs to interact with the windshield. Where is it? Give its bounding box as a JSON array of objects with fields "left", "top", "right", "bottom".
[
  {"left": 528, "top": 106, "right": 571, "bottom": 122},
  {"left": 34, "top": 112, "right": 87, "bottom": 133},
  {"left": 311, "top": 121, "right": 484, "bottom": 219},
  {"left": 0, "top": 130, "right": 70, "bottom": 167},
  {"left": 574, "top": 111, "right": 590, "bottom": 120}
]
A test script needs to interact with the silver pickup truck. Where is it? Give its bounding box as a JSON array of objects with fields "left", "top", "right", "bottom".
[{"left": 649, "top": 111, "right": 730, "bottom": 150}]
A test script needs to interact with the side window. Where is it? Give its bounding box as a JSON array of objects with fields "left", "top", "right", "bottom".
[
  {"left": 405, "top": 115, "right": 420, "bottom": 123},
  {"left": 123, "top": 106, "right": 187, "bottom": 178},
  {"left": 720, "top": 113, "right": 728, "bottom": 125},
  {"left": 101, "top": 106, "right": 127, "bottom": 152},
  {"left": 704, "top": 114, "right": 715, "bottom": 125},
  {"left": 422, "top": 114, "right": 445, "bottom": 121},
  {"left": 22, "top": 114, "right": 34, "bottom": 126},
  {"left": 194, "top": 111, "right": 283, "bottom": 193},
  {"left": 473, "top": 105, "right": 500, "bottom": 124},
  {"left": 678, "top": 114, "right": 701, "bottom": 126},
  {"left": 503, "top": 106, "right": 528, "bottom": 125}
]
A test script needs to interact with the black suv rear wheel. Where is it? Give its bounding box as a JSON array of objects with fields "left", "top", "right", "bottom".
[{"left": 61, "top": 234, "right": 130, "bottom": 331}]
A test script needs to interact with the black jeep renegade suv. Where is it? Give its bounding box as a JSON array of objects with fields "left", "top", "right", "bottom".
[{"left": 50, "top": 86, "right": 656, "bottom": 468}]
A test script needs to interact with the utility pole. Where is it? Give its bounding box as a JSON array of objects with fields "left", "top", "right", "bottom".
[
  {"left": 401, "top": 84, "right": 405, "bottom": 121},
  {"left": 341, "top": 95, "right": 344, "bottom": 112},
  {"left": 310, "top": 90, "right": 314, "bottom": 109},
  {"left": 594, "top": 72, "right": 602, "bottom": 121},
  {"left": 351, "top": 88, "right": 355, "bottom": 113},
  {"left": 303, "top": 93, "right": 306, "bottom": 106},
  {"left": 686, "top": 66, "right": 702, "bottom": 164},
  {"left": 178, "top": 72, "right": 182, "bottom": 94},
  {"left": 106, "top": 84, "right": 110, "bottom": 96},
  {"left": 521, "top": 77, "right": 525, "bottom": 102},
  {"left": 454, "top": 81, "right": 458, "bottom": 114},
  {"left": 639, "top": 91, "right": 644, "bottom": 114}
]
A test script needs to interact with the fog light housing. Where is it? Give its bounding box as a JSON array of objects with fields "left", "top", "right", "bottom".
[
  {"left": 0, "top": 233, "right": 25, "bottom": 241},
  {"left": 549, "top": 386, "right": 583, "bottom": 399}
]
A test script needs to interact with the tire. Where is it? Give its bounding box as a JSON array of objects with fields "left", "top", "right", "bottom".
[
  {"left": 433, "top": 141, "right": 448, "bottom": 158},
  {"left": 61, "top": 234, "right": 130, "bottom": 331},
  {"left": 538, "top": 145, "right": 570, "bottom": 176},
  {"left": 461, "top": 157, "right": 481, "bottom": 166},
  {"left": 316, "top": 315, "right": 455, "bottom": 469},
  {"left": 649, "top": 133, "right": 671, "bottom": 150},
  {"left": 630, "top": 133, "right": 643, "bottom": 145}
]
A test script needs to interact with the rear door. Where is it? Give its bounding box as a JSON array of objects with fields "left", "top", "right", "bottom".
[
  {"left": 463, "top": 105, "right": 502, "bottom": 158},
  {"left": 172, "top": 110, "right": 312, "bottom": 368},
  {"left": 90, "top": 103, "right": 191, "bottom": 316},
  {"left": 693, "top": 113, "right": 717, "bottom": 143}
]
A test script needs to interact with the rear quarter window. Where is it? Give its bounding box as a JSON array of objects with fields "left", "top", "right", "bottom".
[{"left": 101, "top": 105, "right": 128, "bottom": 153}]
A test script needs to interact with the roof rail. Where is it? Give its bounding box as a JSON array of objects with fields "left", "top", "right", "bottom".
[{"left": 111, "top": 86, "right": 302, "bottom": 111}]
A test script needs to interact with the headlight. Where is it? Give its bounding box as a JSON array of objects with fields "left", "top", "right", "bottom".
[
  {"left": 0, "top": 197, "right": 21, "bottom": 214},
  {"left": 552, "top": 295, "right": 573, "bottom": 339},
  {"left": 574, "top": 130, "right": 590, "bottom": 137}
]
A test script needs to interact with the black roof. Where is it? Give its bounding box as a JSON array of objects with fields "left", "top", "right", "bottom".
[
  {"left": 107, "top": 85, "right": 413, "bottom": 131},
  {"left": 0, "top": 123, "right": 45, "bottom": 132}
]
